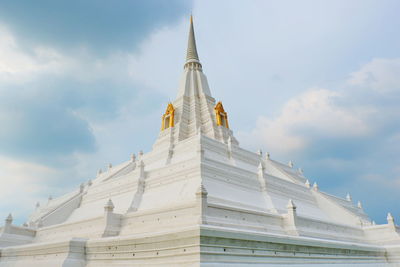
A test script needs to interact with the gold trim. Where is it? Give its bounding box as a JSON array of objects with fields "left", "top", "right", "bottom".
[
  {"left": 214, "top": 101, "right": 229, "bottom": 129},
  {"left": 161, "top": 103, "right": 175, "bottom": 131}
]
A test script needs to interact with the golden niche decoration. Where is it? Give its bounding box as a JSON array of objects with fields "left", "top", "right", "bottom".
[
  {"left": 214, "top": 101, "right": 229, "bottom": 128},
  {"left": 161, "top": 103, "right": 175, "bottom": 130}
]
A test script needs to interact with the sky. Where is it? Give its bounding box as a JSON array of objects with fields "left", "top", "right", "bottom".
[{"left": 0, "top": 0, "right": 399, "bottom": 225}]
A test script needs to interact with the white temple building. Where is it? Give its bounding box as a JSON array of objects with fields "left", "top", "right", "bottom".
[{"left": 0, "top": 17, "right": 399, "bottom": 267}]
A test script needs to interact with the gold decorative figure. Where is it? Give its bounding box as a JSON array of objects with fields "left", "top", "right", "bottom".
[
  {"left": 214, "top": 101, "right": 229, "bottom": 128},
  {"left": 161, "top": 103, "right": 175, "bottom": 130}
]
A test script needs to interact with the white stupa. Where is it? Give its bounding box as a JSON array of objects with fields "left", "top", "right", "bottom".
[{"left": 0, "top": 16, "right": 399, "bottom": 267}]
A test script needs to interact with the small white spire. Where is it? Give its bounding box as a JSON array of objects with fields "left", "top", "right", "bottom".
[
  {"left": 186, "top": 15, "right": 200, "bottom": 63},
  {"left": 346, "top": 193, "right": 352, "bottom": 202},
  {"left": 372, "top": 220, "right": 376, "bottom": 225},
  {"left": 288, "top": 161, "right": 294, "bottom": 168},
  {"left": 387, "top": 212, "right": 395, "bottom": 225},
  {"left": 265, "top": 152, "right": 270, "bottom": 160},
  {"left": 305, "top": 179, "right": 311, "bottom": 188},
  {"left": 357, "top": 201, "right": 363, "bottom": 209},
  {"left": 256, "top": 149, "right": 262, "bottom": 156},
  {"left": 97, "top": 169, "right": 102, "bottom": 176},
  {"left": 298, "top": 168, "right": 303, "bottom": 175},
  {"left": 5, "top": 213, "right": 13, "bottom": 224},
  {"left": 131, "top": 153, "right": 136, "bottom": 162},
  {"left": 312, "top": 182, "right": 319, "bottom": 191},
  {"left": 138, "top": 150, "right": 144, "bottom": 158},
  {"left": 104, "top": 199, "right": 115, "bottom": 213}
]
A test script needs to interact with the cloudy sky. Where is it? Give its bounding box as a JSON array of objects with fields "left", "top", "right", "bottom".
[{"left": 0, "top": 0, "right": 399, "bottom": 225}]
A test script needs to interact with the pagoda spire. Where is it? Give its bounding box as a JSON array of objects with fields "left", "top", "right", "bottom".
[
  {"left": 154, "top": 14, "right": 239, "bottom": 149},
  {"left": 185, "top": 15, "right": 201, "bottom": 69}
]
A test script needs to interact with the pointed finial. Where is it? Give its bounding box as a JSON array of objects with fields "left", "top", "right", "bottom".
[
  {"left": 357, "top": 201, "right": 363, "bottom": 209},
  {"left": 131, "top": 153, "right": 136, "bottom": 162},
  {"left": 265, "top": 152, "right": 270, "bottom": 160},
  {"left": 298, "top": 168, "right": 303, "bottom": 175},
  {"left": 305, "top": 179, "right": 311, "bottom": 188},
  {"left": 312, "top": 182, "right": 319, "bottom": 191},
  {"left": 288, "top": 161, "right": 293, "bottom": 168},
  {"left": 138, "top": 150, "right": 144, "bottom": 158},
  {"left": 387, "top": 212, "right": 395, "bottom": 225},
  {"left": 138, "top": 159, "right": 144, "bottom": 167},
  {"left": 257, "top": 149, "right": 262, "bottom": 156},
  {"left": 185, "top": 15, "right": 201, "bottom": 67},
  {"left": 5, "top": 213, "right": 13, "bottom": 224},
  {"left": 287, "top": 199, "right": 297, "bottom": 210},
  {"left": 346, "top": 193, "right": 352, "bottom": 202},
  {"left": 104, "top": 199, "right": 115, "bottom": 212}
]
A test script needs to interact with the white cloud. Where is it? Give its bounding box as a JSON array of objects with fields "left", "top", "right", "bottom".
[
  {"left": 361, "top": 173, "right": 400, "bottom": 189},
  {"left": 0, "top": 23, "right": 135, "bottom": 86},
  {"left": 0, "top": 156, "right": 58, "bottom": 222},
  {"left": 348, "top": 58, "right": 400, "bottom": 92},
  {"left": 127, "top": 20, "right": 186, "bottom": 97},
  {"left": 238, "top": 88, "right": 371, "bottom": 155},
  {"left": 238, "top": 57, "right": 400, "bottom": 157},
  {"left": 0, "top": 25, "right": 69, "bottom": 83}
]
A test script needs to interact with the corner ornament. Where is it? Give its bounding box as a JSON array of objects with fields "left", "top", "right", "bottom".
[
  {"left": 214, "top": 101, "right": 229, "bottom": 128},
  {"left": 161, "top": 103, "right": 175, "bottom": 131}
]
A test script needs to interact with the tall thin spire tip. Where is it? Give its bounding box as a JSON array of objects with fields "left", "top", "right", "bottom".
[{"left": 185, "top": 14, "right": 200, "bottom": 64}]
